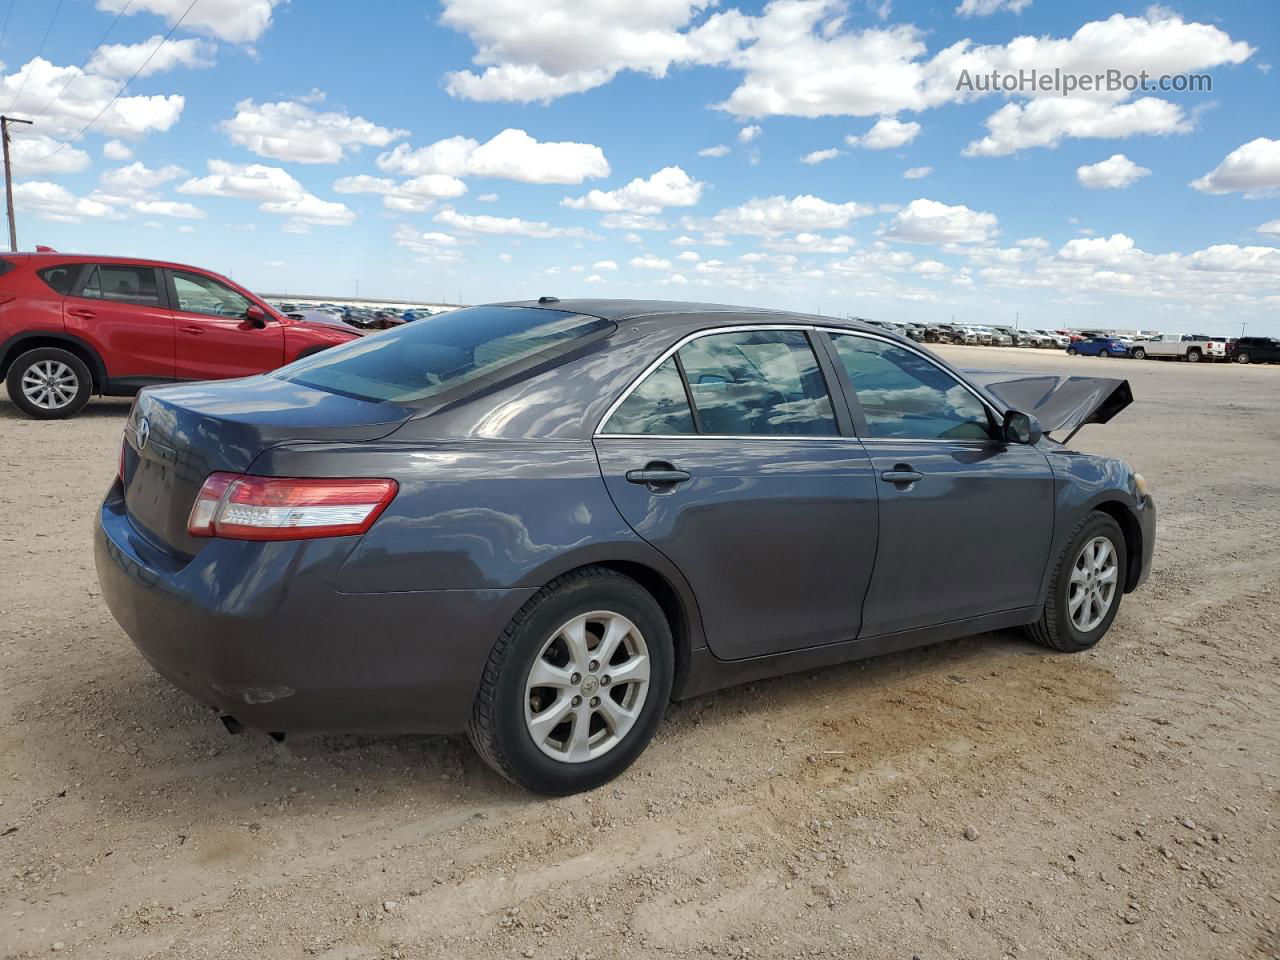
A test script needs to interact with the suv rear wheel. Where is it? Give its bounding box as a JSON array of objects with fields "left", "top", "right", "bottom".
[{"left": 5, "top": 347, "right": 92, "bottom": 419}]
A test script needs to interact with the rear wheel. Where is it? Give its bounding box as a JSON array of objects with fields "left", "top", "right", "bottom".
[
  {"left": 1235, "top": 351, "right": 1250, "bottom": 364},
  {"left": 5, "top": 347, "right": 92, "bottom": 420},
  {"left": 468, "top": 566, "right": 673, "bottom": 794},
  {"left": 1131, "top": 347, "right": 1146, "bottom": 359},
  {"left": 1187, "top": 348, "right": 1202, "bottom": 363},
  {"left": 1026, "top": 512, "right": 1127, "bottom": 653},
  {"left": 1066, "top": 347, "right": 1077, "bottom": 356}
]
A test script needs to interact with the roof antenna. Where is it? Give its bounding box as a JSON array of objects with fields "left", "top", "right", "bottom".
[{"left": 538, "top": 295, "right": 560, "bottom": 304}]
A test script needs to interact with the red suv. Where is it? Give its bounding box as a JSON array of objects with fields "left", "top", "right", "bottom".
[{"left": 0, "top": 253, "right": 361, "bottom": 419}]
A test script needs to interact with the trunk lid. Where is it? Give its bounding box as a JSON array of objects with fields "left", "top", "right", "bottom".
[{"left": 121, "top": 375, "right": 412, "bottom": 557}]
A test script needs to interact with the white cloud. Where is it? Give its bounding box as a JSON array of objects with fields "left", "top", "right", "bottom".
[
  {"left": 903, "top": 165, "right": 932, "bottom": 179},
  {"left": 378, "top": 128, "right": 609, "bottom": 185},
  {"left": 434, "top": 207, "right": 594, "bottom": 238},
  {"left": 593, "top": 259, "right": 619, "bottom": 270},
  {"left": 1190, "top": 138, "right": 1280, "bottom": 197},
  {"left": 477, "top": 193, "right": 499, "bottom": 202},
  {"left": 801, "top": 148, "right": 841, "bottom": 165},
  {"left": 223, "top": 97, "right": 408, "bottom": 164},
  {"left": 333, "top": 173, "right": 468, "bottom": 212},
  {"left": 659, "top": 273, "right": 690, "bottom": 285},
  {"left": 132, "top": 199, "right": 206, "bottom": 219},
  {"left": 846, "top": 117, "right": 920, "bottom": 149},
  {"left": 0, "top": 57, "right": 184, "bottom": 140},
  {"left": 698, "top": 144, "right": 730, "bottom": 157},
  {"left": 963, "top": 97, "right": 1190, "bottom": 157},
  {"left": 955, "top": 0, "right": 1031, "bottom": 16},
  {"left": 563, "top": 166, "right": 703, "bottom": 213},
  {"left": 630, "top": 255, "right": 673, "bottom": 270},
  {"left": 701, "top": 194, "right": 876, "bottom": 236},
  {"left": 912, "top": 259, "right": 949, "bottom": 274},
  {"left": 585, "top": 273, "right": 606, "bottom": 284},
  {"left": 8, "top": 134, "right": 90, "bottom": 175},
  {"left": 1076, "top": 153, "right": 1151, "bottom": 189},
  {"left": 14, "top": 181, "right": 124, "bottom": 223},
  {"left": 96, "top": 0, "right": 282, "bottom": 44},
  {"left": 882, "top": 198, "right": 998, "bottom": 244},
  {"left": 102, "top": 140, "right": 132, "bottom": 161},
  {"left": 676, "top": 251, "right": 701, "bottom": 262},
  {"left": 100, "top": 161, "right": 188, "bottom": 196},
  {"left": 738, "top": 124, "right": 762, "bottom": 142},
  {"left": 393, "top": 224, "right": 464, "bottom": 263},
  {"left": 86, "top": 35, "right": 216, "bottom": 78},
  {"left": 1258, "top": 220, "right": 1280, "bottom": 238},
  {"left": 178, "top": 160, "right": 355, "bottom": 230}
]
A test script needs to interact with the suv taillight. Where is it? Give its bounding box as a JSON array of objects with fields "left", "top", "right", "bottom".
[{"left": 187, "top": 473, "right": 398, "bottom": 540}]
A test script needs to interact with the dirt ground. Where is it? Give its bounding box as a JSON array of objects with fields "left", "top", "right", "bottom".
[{"left": 2, "top": 345, "right": 1278, "bottom": 960}]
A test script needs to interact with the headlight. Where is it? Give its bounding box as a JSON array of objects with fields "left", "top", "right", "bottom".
[{"left": 1133, "top": 472, "right": 1150, "bottom": 498}]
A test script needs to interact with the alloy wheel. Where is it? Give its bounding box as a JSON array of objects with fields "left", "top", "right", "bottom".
[
  {"left": 524, "top": 610, "right": 651, "bottom": 763},
  {"left": 20, "top": 360, "right": 79, "bottom": 411},
  {"left": 1068, "top": 536, "right": 1119, "bottom": 633}
]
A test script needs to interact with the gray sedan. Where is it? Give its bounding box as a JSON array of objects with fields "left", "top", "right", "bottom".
[{"left": 96, "top": 300, "right": 1155, "bottom": 794}]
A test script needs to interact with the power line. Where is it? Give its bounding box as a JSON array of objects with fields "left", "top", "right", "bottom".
[
  {"left": 20, "top": 0, "right": 199, "bottom": 166},
  {"left": 0, "top": 1, "right": 17, "bottom": 53},
  {"left": 32, "top": 0, "right": 135, "bottom": 120},
  {"left": 5, "top": 0, "right": 66, "bottom": 112}
]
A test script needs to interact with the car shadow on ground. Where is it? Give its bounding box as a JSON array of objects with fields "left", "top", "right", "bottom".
[
  {"left": 0, "top": 395, "right": 133, "bottom": 421},
  {"left": 19, "top": 625, "right": 1104, "bottom": 824}
]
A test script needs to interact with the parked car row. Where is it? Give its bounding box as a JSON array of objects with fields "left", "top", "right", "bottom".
[{"left": 268, "top": 301, "right": 438, "bottom": 331}]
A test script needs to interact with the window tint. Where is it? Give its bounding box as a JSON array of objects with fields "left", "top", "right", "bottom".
[
  {"left": 172, "top": 271, "right": 252, "bottom": 317},
  {"left": 279, "top": 305, "right": 612, "bottom": 404},
  {"left": 677, "top": 330, "right": 836, "bottom": 436},
  {"left": 602, "top": 357, "right": 695, "bottom": 434},
  {"left": 81, "top": 265, "right": 161, "bottom": 305},
  {"left": 830, "top": 334, "right": 991, "bottom": 441},
  {"left": 37, "top": 264, "right": 79, "bottom": 295}
]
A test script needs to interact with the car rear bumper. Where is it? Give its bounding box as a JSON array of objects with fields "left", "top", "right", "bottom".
[{"left": 94, "top": 481, "right": 536, "bottom": 734}]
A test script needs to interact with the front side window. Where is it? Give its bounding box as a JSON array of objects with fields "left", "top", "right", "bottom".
[
  {"left": 602, "top": 357, "right": 695, "bottom": 434},
  {"left": 677, "top": 330, "right": 836, "bottom": 436},
  {"left": 830, "top": 334, "right": 991, "bottom": 441},
  {"left": 81, "top": 265, "right": 161, "bottom": 305},
  {"left": 279, "top": 305, "right": 613, "bottom": 405},
  {"left": 172, "top": 271, "right": 252, "bottom": 317}
]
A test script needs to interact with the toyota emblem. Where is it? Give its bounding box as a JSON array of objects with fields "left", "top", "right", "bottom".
[{"left": 136, "top": 417, "right": 151, "bottom": 450}]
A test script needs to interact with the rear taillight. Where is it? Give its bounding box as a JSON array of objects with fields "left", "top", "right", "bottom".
[{"left": 187, "top": 473, "right": 398, "bottom": 540}]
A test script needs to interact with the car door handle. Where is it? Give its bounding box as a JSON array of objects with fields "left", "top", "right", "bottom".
[
  {"left": 626, "top": 465, "right": 691, "bottom": 486},
  {"left": 180, "top": 325, "right": 204, "bottom": 335},
  {"left": 68, "top": 308, "right": 95, "bottom": 319},
  {"left": 881, "top": 468, "right": 923, "bottom": 484}
]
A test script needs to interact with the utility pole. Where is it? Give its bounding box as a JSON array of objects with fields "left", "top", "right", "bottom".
[
  {"left": 1240, "top": 321, "right": 1247, "bottom": 338},
  {"left": 2, "top": 116, "right": 33, "bottom": 253},
  {"left": 1015, "top": 311, "right": 1020, "bottom": 331}
]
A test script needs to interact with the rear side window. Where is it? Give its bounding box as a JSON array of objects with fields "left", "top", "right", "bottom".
[
  {"left": 38, "top": 264, "right": 79, "bottom": 295},
  {"left": 602, "top": 357, "right": 695, "bottom": 435},
  {"left": 81, "top": 265, "right": 162, "bottom": 306},
  {"left": 678, "top": 330, "right": 836, "bottom": 436},
  {"left": 278, "top": 305, "right": 613, "bottom": 404}
]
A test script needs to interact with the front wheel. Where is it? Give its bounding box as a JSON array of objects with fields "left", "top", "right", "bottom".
[
  {"left": 1026, "top": 512, "right": 1127, "bottom": 652},
  {"left": 5, "top": 347, "right": 92, "bottom": 419},
  {"left": 1066, "top": 347, "right": 1077, "bottom": 356},
  {"left": 468, "top": 567, "right": 674, "bottom": 794},
  {"left": 1235, "top": 352, "right": 1250, "bottom": 364},
  {"left": 1131, "top": 347, "right": 1146, "bottom": 359}
]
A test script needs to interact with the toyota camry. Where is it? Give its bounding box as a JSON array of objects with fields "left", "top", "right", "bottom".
[{"left": 96, "top": 299, "right": 1155, "bottom": 794}]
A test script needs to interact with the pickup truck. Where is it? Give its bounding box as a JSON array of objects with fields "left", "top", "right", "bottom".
[
  {"left": 1130, "top": 334, "right": 1227, "bottom": 362},
  {"left": 1228, "top": 336, "right": 1280, "bottom": 364}
]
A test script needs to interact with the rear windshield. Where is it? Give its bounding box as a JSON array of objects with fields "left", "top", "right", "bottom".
[{"left": 276, "top": 305, "right": 612, "bottom": 404}]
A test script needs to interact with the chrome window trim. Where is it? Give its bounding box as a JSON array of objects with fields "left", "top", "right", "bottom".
[{"left": 593, "top": 323, "right": 1002, "bottom": 439}]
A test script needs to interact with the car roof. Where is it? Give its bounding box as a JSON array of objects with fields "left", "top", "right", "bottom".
[
  {"left": 495, "top": 298, "right": 887, "bottom": 335},
  {"left": 7, "top": 251, "right": 222, "bottom": 275}
]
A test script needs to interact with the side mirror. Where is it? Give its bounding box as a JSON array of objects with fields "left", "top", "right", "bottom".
[
  {"left": 1002, "top": 410, "right": 1042, "bottom": 445},
  {"left": 245, "top": 304, "right": 267, "bottom": 328}
]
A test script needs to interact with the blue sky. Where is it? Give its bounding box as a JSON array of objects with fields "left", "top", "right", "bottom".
[{"left": 3, "top": 0, "right": 1278, "bottom": 333}]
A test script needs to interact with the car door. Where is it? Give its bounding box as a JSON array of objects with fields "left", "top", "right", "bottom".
[
  {"left": 167, "top": 269, "right": 284, "bottom": 380},
  {"left": 594, "top": 326, "right": 879, "bottom": 661},
  {"left": 64, "top": 263, "right": 175, "bottom": 384},
  {"left": 823, "top": 331, "right": 1054, "bottom": 637}
]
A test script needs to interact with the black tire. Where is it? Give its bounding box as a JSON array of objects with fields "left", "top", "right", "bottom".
[
  {"left": 1235, "top": 352, "right": 1250, "bottom": 364},
  {"left": 1131, "top": 347, "right": 1146, "bottom": 359},
  {"left": 467, "top": 566, "right": 674, "bottom": 795},
  {"left": 1066, "top": 347, "right": 1077, "bottom": 356},
  {"left": 1186, "top": 348, "right": 1201, "bottom": 363},
  {"left": 5, "top": 347, "right": 92, "bottom": 420},
  {"left": 1025, "top": 511, "right": 1128, "bottom": 653}
]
